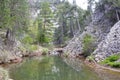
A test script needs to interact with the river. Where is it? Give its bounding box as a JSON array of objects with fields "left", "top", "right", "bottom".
[{"left": 8, "top": 56, "right": 120, "bottom": 80}]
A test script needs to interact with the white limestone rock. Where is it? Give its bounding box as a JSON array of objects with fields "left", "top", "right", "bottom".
[{"left": 93, "top": 21, "right": 120, "bottom": 62}]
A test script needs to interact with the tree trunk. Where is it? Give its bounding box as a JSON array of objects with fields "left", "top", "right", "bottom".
[
  {"left": 76, "top": 18, "right": 81, "bottom": 32},
  {"left": 69, "top": 18, "right": 74, "bottom": 37},
  {"left": 5, "top": 28, "right": 15, "bottom": 47},
  {"left": 116, "top": 10, "right": 120, "bottom": 21},
  {"left": 6, "top": 28, "right": 10, "bottom": 39},
  {"left": 63, "top": 19, "right": 67, "bottom": 35},
  {"left": 60, "top": 17, "right": 64, "bottom": 44}
]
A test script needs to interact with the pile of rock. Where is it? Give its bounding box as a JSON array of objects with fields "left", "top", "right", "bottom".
[
  {"left": 64, "top": 28, "right": 95, "bottom": 57},
  {"left": 93, "top": 21, "right": 120, "bottom": 62},
  {"left": 63, "top": 2, "right": 119, "bottom": 62}
]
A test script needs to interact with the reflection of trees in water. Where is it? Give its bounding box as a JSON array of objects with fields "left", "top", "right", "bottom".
[{"left": 10, "top": 56, "right": 101, "bottom": 80}]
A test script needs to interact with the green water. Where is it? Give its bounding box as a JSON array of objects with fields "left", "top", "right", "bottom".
[{"left": 9, "top": 56, "right": 120, "bottom": 80}]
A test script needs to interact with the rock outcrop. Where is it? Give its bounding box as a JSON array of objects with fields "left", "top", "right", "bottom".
[
  {"left": 0, "top": 67, "right": 10, "bottom": 80},
  {"left": 64, "top": 1, "right": 118, "bottom": 61},
  {"left": 93, "top": 21, "right": 120, "bottom": 62},
  {"left": 64, "top": 26, "right": 96, "bottom": 57},
  {"left": 64, "top": 34, "right": 83, "bottom": 57},
  {"left": 0, "top": 30, "right": 25, "bottom": 64}
]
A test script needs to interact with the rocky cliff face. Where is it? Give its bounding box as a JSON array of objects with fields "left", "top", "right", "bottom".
[
  {"left": 91, "top": 2, "right": 117, "bottom": 42},
  {"left": 64, "top": 25, "right": 96, "bottom": 57},
  {"left": 64, "top": 34, "right": 83, "bottom": 57},
  {"left": 64, "top": 21, "right": 120, "bottom": 62},
  {"left": 93, "top": 21, "right": 120, "bottom": 62},
  {"left": 64, "top": 2, "right": 119, "bottom": 62},
  {"left": 0, "top": 31, "right": 25, "bottom": 63}
]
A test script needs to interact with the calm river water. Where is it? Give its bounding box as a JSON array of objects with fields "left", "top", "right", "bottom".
[{"left": 9, "top": 56, "right": 120, "bottom": 80}]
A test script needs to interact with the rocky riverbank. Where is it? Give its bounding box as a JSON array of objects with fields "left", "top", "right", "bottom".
[
  {"left": 0, "top": 67, "right": 13, "bottom": 80},
  {"left": 0, "top": 29, "right": 51, "bottom": 65},
  {"left": 64, "top": 21, "right": 120, "bottom": 68},
  {"left": 63, "top": 1, "right": 120, "bottom": 66},
  {"left": 93, "top": 21, "right": 120, "bottom": 62}
]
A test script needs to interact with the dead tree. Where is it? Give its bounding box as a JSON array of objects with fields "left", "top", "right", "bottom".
[{"left": 115, "top": 7, "right": 120, "bottom": 21}]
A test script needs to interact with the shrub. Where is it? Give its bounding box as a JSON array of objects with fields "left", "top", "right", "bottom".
[
  {"left": 106, "top": 55, "right": 119, "bottom": 62},
  {"left": 63, "top": 52, "right": 69, "bottom": 57},
  {"left": 22, "top": 35, "right": 33, "bottom": 44},
  {"left": 87, "top": 55, "right": 95, "bottom": 62},
  {"left": 106, "top": 62, "right": 120, "bottom": 68},
  {"left": 18, "top": 46, "right": 26, "bottom": 52},
  {"left": 82, "top": 34, "right": 95, "bottom": 57},
  {"left": 20, "top": 34, "right": 39, "bottom": 52},
  {"left": 22, "top": 44, "right": 38, "bottom": 52},
  {"left": 41, "top": 48, "right": 49, "bottom": 55},
  {"left": 29, "top": 45, "right": 38, "bottom": 51},
  {"left": 101, "top": 54, "right": 120, "bottom": 68}
]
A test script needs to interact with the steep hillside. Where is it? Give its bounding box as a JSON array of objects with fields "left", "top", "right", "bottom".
[
  {"left": 93, "top": 21, "right": 120, "bottom": 62},
  {"left": 0, "top": 30, "right": 25, "bottom": 63},
  {"left": 64, "top": 1, "right": 119, "bottom": 62}
]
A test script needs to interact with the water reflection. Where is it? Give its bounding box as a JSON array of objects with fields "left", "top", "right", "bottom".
[
  {"left": 9, "top": 56, "right": 101, "bottom": 80},
  {"left": 52, "top": 66, "right": 59, "bottom": 73}
]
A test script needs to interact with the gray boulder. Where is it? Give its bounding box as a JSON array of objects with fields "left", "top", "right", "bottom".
[
  {"left": 64, "top": 26, "right": 96, "bottom": 57},
  {"left": 93, "top": 21, "right": 120, "bottom": 62}
]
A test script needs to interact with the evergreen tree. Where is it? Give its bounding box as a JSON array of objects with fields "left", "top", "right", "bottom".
[
  {"left": 37, "top": 1, "right": 54, "bottom": 44},
  {"left": 0, "top": 0, "right": 29, "bottom": 46}
]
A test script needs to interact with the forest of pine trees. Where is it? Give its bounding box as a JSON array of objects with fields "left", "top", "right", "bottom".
[{"left": 0, "top": 0, "right": 120, "bottom": 47}]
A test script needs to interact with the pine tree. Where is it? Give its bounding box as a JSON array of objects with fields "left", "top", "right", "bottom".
[
  {"left": 37, "top": 1, "right": 54, "bottom": 44},
  {"left": 0, "top": 0, "right": 29, "bottom": 42}
]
